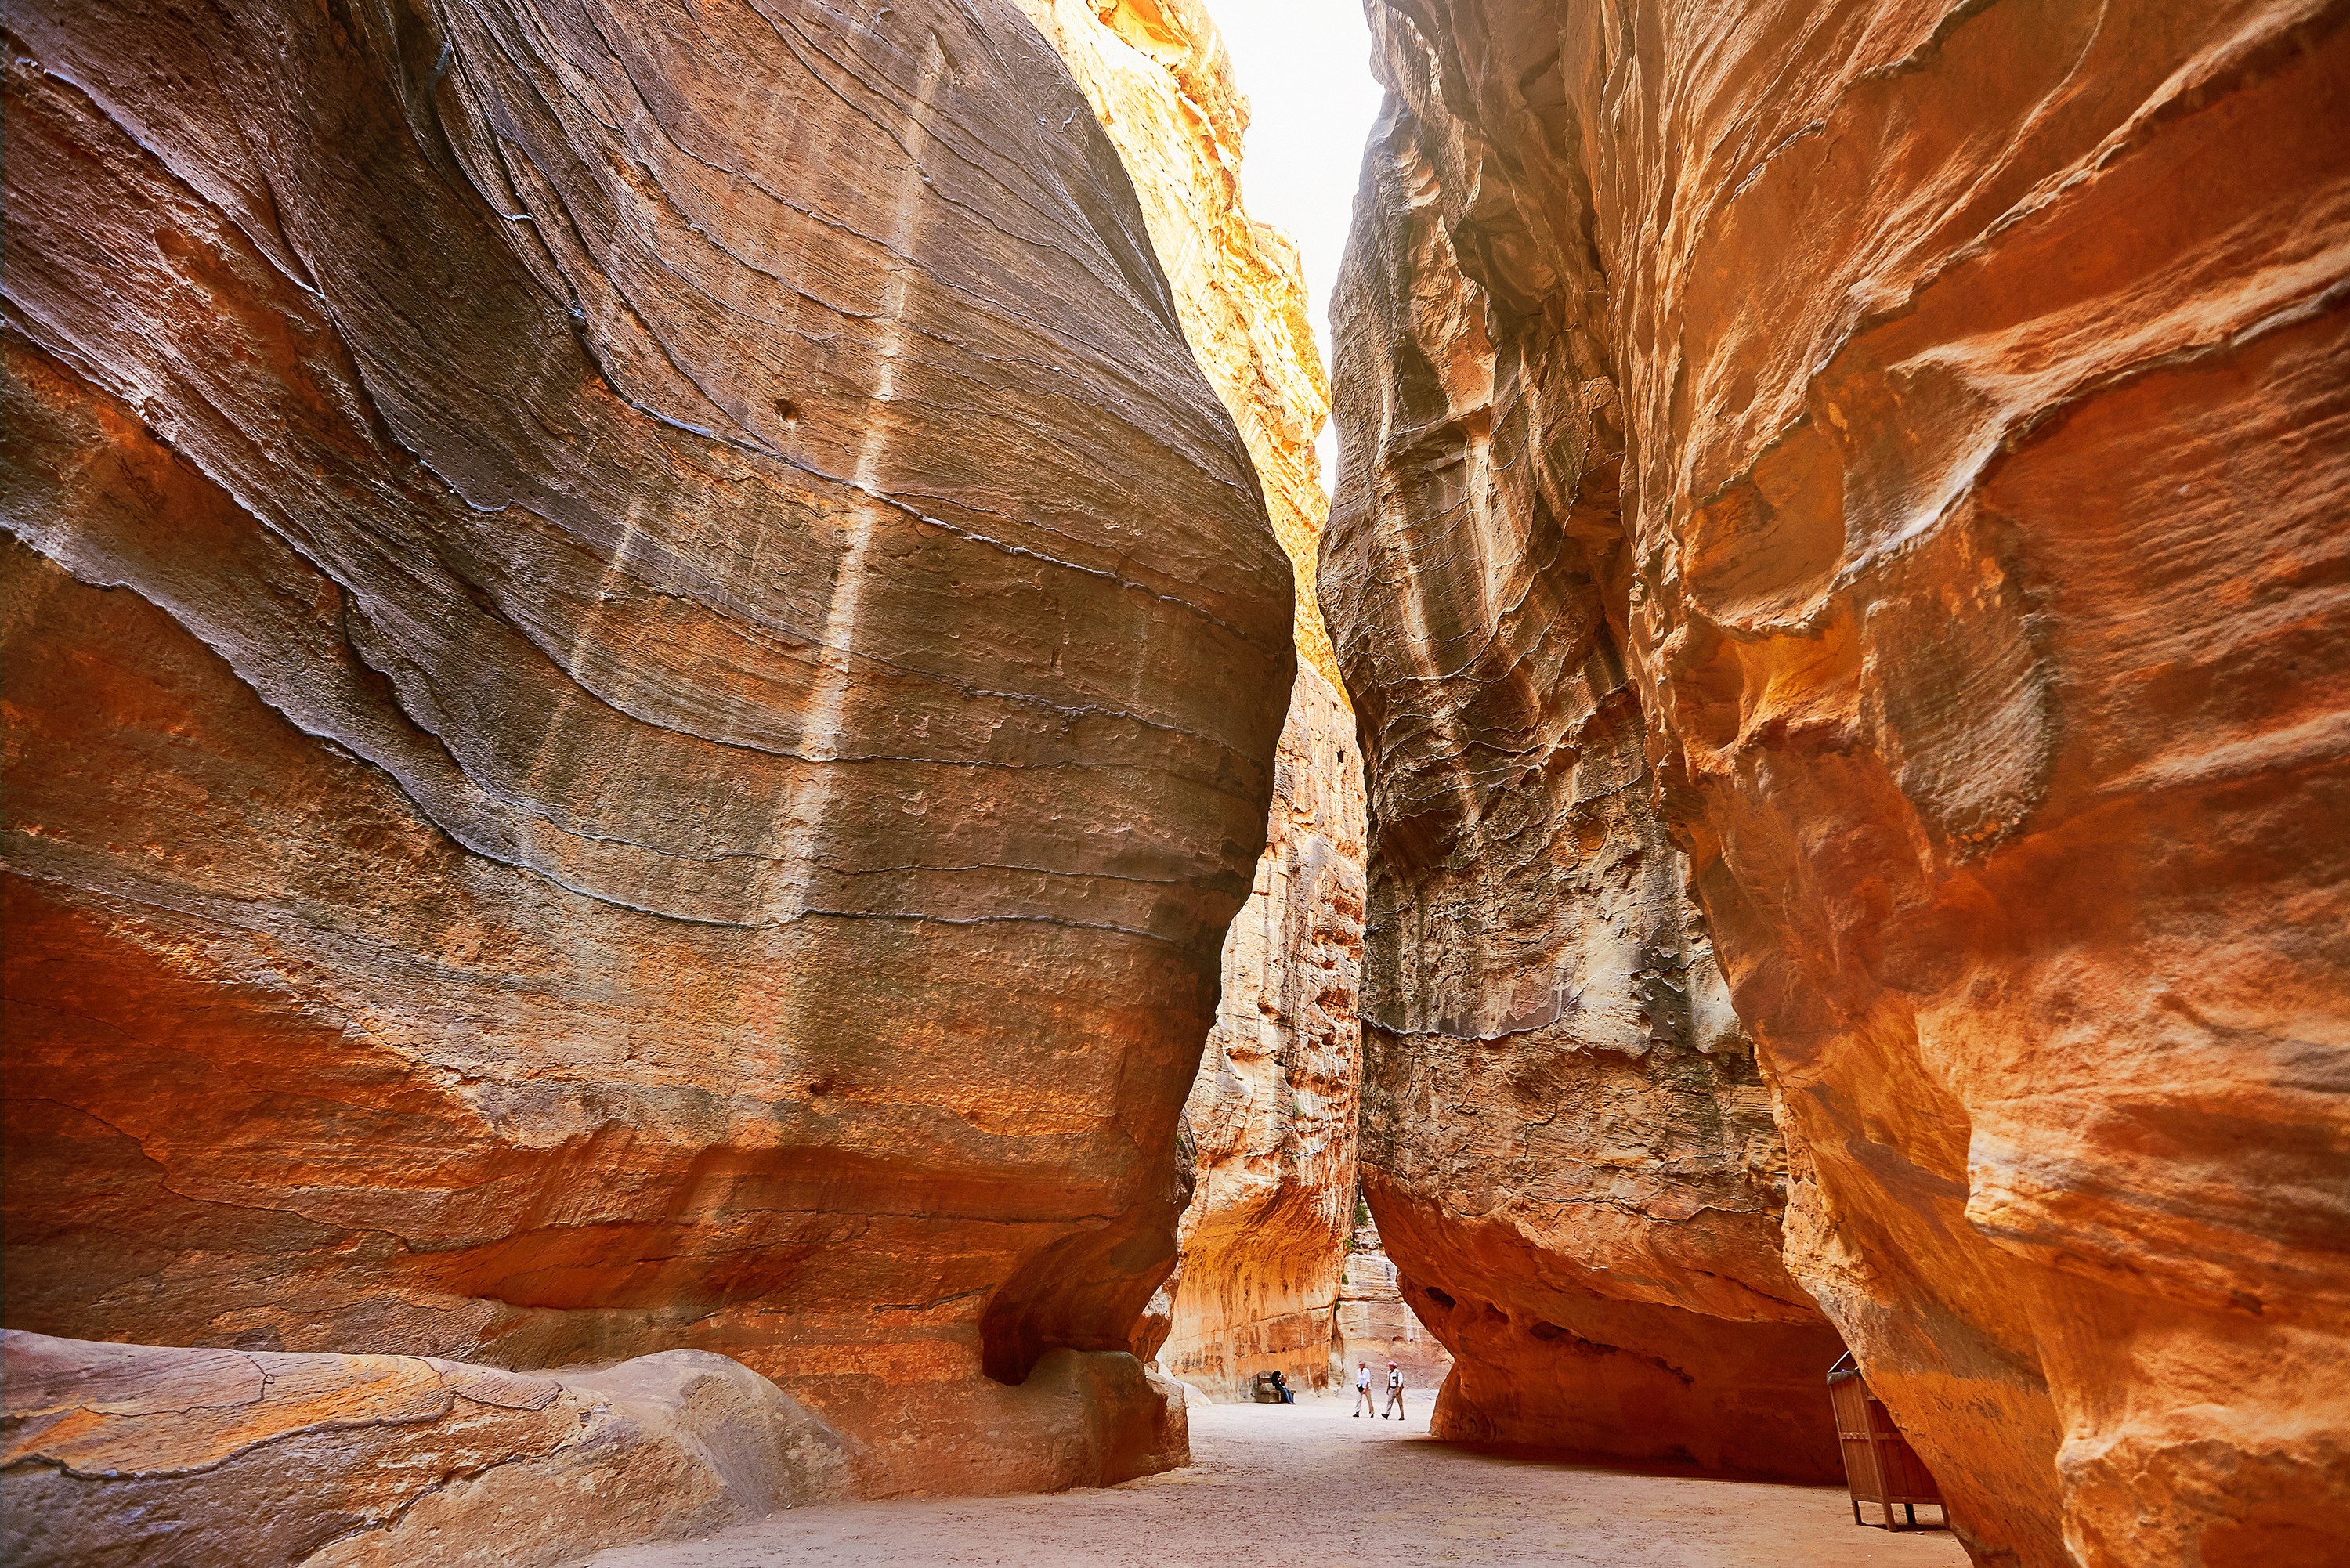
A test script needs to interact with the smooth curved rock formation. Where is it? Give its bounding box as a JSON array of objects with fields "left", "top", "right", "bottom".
[
  {"left": 2, "top": 0, "right": 1291, "bottom": 1502},
  {"left": 1325, "top": 0, "right": 2348, "bottom": 1561},
  {"left": 1013, "top": 0, "right": 1369, "bottom": 1402},
  {"left": 2, "top": 1330, "right": 853, "bottom": 1566}
]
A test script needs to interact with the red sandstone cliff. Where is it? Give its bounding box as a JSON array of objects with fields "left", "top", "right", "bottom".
[
  {"left": 1, "top": 0, "right": 1292, "bottom": 1522},
  {"left": 1323, "top": 1, "right": 2348, "bottom": 1562}
]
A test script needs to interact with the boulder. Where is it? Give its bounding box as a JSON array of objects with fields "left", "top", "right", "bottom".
[{"left": 0, "top": 1330, "right": 850, "bottom": 1566}]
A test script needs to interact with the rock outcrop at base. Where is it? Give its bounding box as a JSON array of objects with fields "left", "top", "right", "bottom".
[
  {"left": 2, "top": 0, "right": 1289, "bottom": 1505},
  {"left": 1, "top": 1330, "right": 855, "bottom": 1567},
  {"left": 1012, "top": 0, "right": 1370, "bottom": 1402},
  {"left": 1325, "top": 0, "right": 2349, "bottom": 1561}
]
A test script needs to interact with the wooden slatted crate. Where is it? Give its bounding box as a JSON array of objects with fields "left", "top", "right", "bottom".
[{"left": 1828, "top": 1353, "right": 1948, "bottom": 1531}]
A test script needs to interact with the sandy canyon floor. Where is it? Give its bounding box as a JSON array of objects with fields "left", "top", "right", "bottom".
[{"left": 580, "top": 1395, "right": 1970, "bottom": 1567}]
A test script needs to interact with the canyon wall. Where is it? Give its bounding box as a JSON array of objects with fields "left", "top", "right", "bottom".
[
  {"left": 1325, "top": 1, "right": 2348, "bottom": 1563},
  {"left": 1014, "top": 0, "right": 1370, "bottom": 1402},
  {"left": 1324, "top": 0, "right": 1848, "bottom": 1479},
  {"left": 2, "top": 0, "right": 1294, "bottom": 1511}
]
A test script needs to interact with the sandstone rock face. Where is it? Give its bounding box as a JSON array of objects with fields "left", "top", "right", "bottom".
[
  {"left": 1324, "top": 0, "right": 1847, "bottom": 1477},
  {"left": 1012, "top": 0, "right": 1370, "bottom": 1404},
  {"left": 2, "top": 0, "right": 1291, "bottom": 1502},
  {"left": 1010, "top": 0, "right": 1341, "bottom": 695},
  {"left": 1332, "top": 1219, "right": 1452, "bottom": 1396},
  {"left": 1159, "top": 667, "right": 1366, "bottom": 1398},
  {"left": 2, "top": 1330, "right": 851, "bottom": 1566},
  {"left": 1326, "top": 1, "right": 2349, "bottom": 1561}
]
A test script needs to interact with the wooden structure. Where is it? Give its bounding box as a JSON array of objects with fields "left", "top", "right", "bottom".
[{"left": 1828, "top": 1353, "right": 1947, "bottom": 1530}]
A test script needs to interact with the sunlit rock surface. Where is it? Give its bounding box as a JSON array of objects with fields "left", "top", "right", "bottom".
[
  {"left": 1333, "top": 1219, "right": 1452, "bottom": 1395},
  {"left": 1015, "top": 0, "right": 1370, "bottom": 1402},
  {"left": 1, "top": 0, "right": 1291, "bottom": 1505},
  {"left": 1159, "top": 667, "right": 1365, "bottom": 1398},
  {"left": 1325, "top": 0, "right": 2349, "bottom": 1559}
]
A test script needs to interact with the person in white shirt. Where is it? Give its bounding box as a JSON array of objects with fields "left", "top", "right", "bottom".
[
  {"left": 1353, "top": 1360, "right": 1376, "bottom": 1416},
  {"left": 1383, "top": 1360, "right": 1405, "bottom": 1419}
]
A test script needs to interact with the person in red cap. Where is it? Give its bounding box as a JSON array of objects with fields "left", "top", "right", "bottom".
[{"left": 1382, "top": 1359, "right": 1405, "bottom": 1419}]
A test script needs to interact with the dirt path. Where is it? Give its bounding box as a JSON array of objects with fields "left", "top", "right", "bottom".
[{"left": 582, "top": 1393, "right": 1969, "bottom": 1566}]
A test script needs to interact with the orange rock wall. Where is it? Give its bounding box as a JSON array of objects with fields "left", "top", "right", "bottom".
[
  {"left": 1, "top": 0, "right": 1292, "bottom": 1499},
  {"left": 1014, "top": 0, "right": 1370, "bottom": 1404},
  {"left": 1325, "top": 0, "right": 2349, "bottom": 1561}
]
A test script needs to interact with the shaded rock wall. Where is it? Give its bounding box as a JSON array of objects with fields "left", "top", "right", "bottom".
[
  {"left": 1, "top": 0, "right": 1292, "bottom": 1501},
  {"left": 1013, "top": 0, "right": 1370, "bottom": 1402},
  {"left": 1325, "top": 0, "right": 2349, "bottom": 1561}
]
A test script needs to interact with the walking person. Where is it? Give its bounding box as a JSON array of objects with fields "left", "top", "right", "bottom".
[
  {"left": 1353, "top": 1360, "right": 1376, "bottom": 1417},
  {"left": 1383, "top": 1360, "right": 1405, "bottom": 1419}
]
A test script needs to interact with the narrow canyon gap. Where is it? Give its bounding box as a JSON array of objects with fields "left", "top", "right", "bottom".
[
  {"left": 1, "top": 0, "right": 1295, "bottom": 1534},
  {"left": 1012, "top": 0, "right": 1380, "bottom": 1404},
  {"left": 4, "top": 0, "right": 2345, "bottom": 1564},
  {"left": 1321, "top": 1, "right": 2348, "bottom": 1565}
]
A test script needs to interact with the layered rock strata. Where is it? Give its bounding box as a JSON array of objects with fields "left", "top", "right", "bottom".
[
  {"left": 1326, "top": 0, "right": 2349, "bottom": 1561},
  {"left": 2, "top": 0, "right": 1292, "bottom": 1506},
  {"left": 1014, "top": 0, "right": 1371, "bottom": 1402}
]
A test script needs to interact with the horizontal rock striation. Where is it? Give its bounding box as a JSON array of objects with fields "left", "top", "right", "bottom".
[
  {"left": 1013, "top": 0, "right": 1343, "bottom": 695},
  {"left": 1, "top": 0, "right": 1291, "bottom": 1504},
  {"left": 1327, "top": 0, "right": 2349, "bottom": 1561}
]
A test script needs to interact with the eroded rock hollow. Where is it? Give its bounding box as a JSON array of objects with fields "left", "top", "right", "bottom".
[
  {"left": 1324, "top": 0, "right": 2348, "bottom": 1561},
  {"left": 2, "top": 0, "right": 1293, "bottom": 1531}
]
